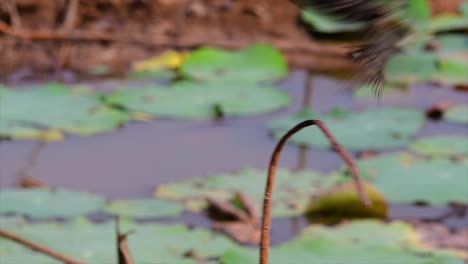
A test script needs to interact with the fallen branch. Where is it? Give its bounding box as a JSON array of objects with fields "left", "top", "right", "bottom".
[
  {"left": 259, "top": 120, "right": 371, "bottom": 264},
  {"left": 0, "top": 21, "right": 350, "bottom": 56},
  {"left": 0, "top": 227, "right": 87, "bottom": 264}
]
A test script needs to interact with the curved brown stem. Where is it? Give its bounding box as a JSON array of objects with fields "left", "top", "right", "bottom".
[
  {"left": 259, "top": 120, "right": 371, "bottom": 264},
  {"left": 0, "top": 227, "right": 87, "bottom": 264}
]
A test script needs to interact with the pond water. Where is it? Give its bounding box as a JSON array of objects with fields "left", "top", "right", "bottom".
[{"left": 1, "top": 70, "right": 467, "bottom": 245}]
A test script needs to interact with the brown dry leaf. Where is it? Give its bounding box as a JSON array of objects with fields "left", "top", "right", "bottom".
[
  {"left": 206, "top": 192, "right": 260, "bottom": 244},
  {"left": 411, "top": 221, "right": 468, "bottom": 257},
  {"left": 18, "top": 176, "right": 48, "bottom": 189}
]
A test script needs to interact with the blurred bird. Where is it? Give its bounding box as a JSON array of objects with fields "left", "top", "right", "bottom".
[{"left": 293, "top": 0, "right": 410, "bottom": 96}]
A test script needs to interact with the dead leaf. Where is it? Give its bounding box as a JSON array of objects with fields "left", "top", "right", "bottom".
[{"left": 206, "top": 192, "right": 260, "bottom": 244}]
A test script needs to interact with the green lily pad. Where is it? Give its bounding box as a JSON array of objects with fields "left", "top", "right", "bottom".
[
  {"left": 354, "top": 84, "right": 408, "bottom": 98},
  {"left": 104, "top": 199, "right": 184, "bottom": 218},
  {"left": 375, "top": 161, "right": 468, "bottom": 204},
  {"left": 350, "top": 153, "right": 468, "bottom": 205},
  {"left": 406, "top": 0, "right": 431, "bottom": 29},
  {"left": 301, "top": 7, "right": 366, "bottom": 33},
  {"left": 445, "top": 104, "right": 468, "bottom": 124},
  {"left": 384, "top": 54, "right": 438, "bottom": 84},
  {"left": 179, "top": 44, "right": 287, "bottom": 82},
  {"left": 436, "top": 34, "right": 468, "bottom": 56},
  {"left": 155, "top": 168, "right": 341, "bottom": 217},
  {"left": 0, "top": 218, "right": 237, "bottom": 264},
  {"left": 0, "top": 189, "right": 106, "bottom": 218},
  {"left": 410, "top": 135, "right": 468, "bottom": 157},
  {"left": 269, "top": 107, "right": 424, "bottom": 151},
  {"left": 0, "top": 83, "right": 129, "bottom": 140},
  {"left": 221, "top": 220, "right": 464, "bottom": 264},
  {"left": 434, "top": 59, "right": 468, "bottom": 86},
  {"left": 428, "top": 15, "right": 468, "bottom": 33},
  {"left": 107, "top": 81, "right": 290, "bottom": 119}
]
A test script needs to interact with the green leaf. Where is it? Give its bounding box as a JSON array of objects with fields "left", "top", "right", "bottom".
[
  {"left": 434, "top": 59, "right": 468, "bottom": 86},
  {"left": 384, "top": 54, "right": 438, "bottom": 84},
  {"left": 155, "top": 168, "right": 341, "bottom": 217},
  {"left": 428, "top": 15, "right": 468, "bottom": 32},
  {"left": 269, "top": 107, "right": 424, "bottom": 151},
  {"left": 410, "top": 135, "right": 468, "bottom": 157},
  {"left": 354, "top": 84, "right": 408, "bottom": 98},
  {"left": 445, "top": 104, "right": 468, "bottom": 124},
  {"left": 353, "top": 153, "right": 468, "bottom": 205},
  {"left": 107, "top": 81, "right": 290, "bottom": 120},
  {"left": 436, "top": 34, "right": 468, "bottom": 56},
  {"left": 221, "top": 220, "right": 464, "bottom": 264},
  {"left": 179, "top": 44, "right": 287, "bottom": 82},
  {"left": 0, "top": 189, "right": 106, "bottom": 218},
  {"left": 301, "top": 7, "right": 366, "bottom": 33},
  {"left": 406, "top": 0, "right": 431, "bottom": 28},
  {"left": 0, "top": 218, "right": 238, "bottom": 263},
  {"left": 104, "top": 199, "right": 184, "bottom": 218},
  {"left": 375, "top": 161, "right": 468, "bottom": 204},
  {"left": 0, "top": 83, "right": 129, "bottom": 140}
]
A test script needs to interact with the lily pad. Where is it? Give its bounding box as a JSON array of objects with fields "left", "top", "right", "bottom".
[
  {"left": 155, "top": 168, "right": 341, "bottom": 217},
  {"left": 445, "top": 104, "right": 468, "bottom": 124},
  {"left": 104, "top": 198, "right": 184, "bottom": 218},
  {"left": 0, "top": 189, "right": 106, "bottom": 218},
  {"left": 434, "top": 59, "right": 468, "bottom": 86},
  {"left": 301, "top": 7, "right": 365, "bottom": 33},
  {"left": 0, "top": 84, "right": 129, "bottom": 140},
  {"left": 107, "top": 81, "right": 290, "bottom": 119},
  {"left": 350, "top": 153, "right": 468, "bottom": 205},
  {"left": 221, "top": 220, "right": 464, "bottom": 264},
  {"left": 384, "top": 54, "right": 438, "bottom": 84},
  {"left": 179, "top": 44, "right": 287, "bottom": 82},
  {"left": 269, "top": 107, "right": 424, "bottom": 151},
  {"left": 436, "top": 34, "right": 468, "bottom": 56},
  {"left": 410, "top": 135, "right": 468, "bottom": 157},
  {"left": 354, "top": 84, "right": 408, "bottom": 98},
  {"left": 428, "top": 15, "right": 468, "bottom": 33},
  {"left": 374, "top": 161, "right": 468, "bottom": 204},
  {"left": 0, "top": 218, "right": 237, "bottom": 264}
]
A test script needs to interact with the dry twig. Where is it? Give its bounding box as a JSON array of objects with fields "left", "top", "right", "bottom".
[{"left": 0, "top": 228, "right": 87, "bottom": 264}]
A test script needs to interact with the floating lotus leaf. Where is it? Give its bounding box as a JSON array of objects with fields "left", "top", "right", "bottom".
[
  {"left": 434, "top": 59, "right": 468, "bottom": 86},
  {"left": 0, "top": 189, "right": 106, "bottom": 218},
  {"left": 0, "top": 83, "right": 129, "bottom": 140},
  {"left": 301, "top": 7, "right": 365, "bottom": 33},
  {"left": 155, "top": 168, "right": 341, "bottom": 217},
  {"left": 350, "top": 153, "right": 468, "bottom": 205},
  {"left": 410, "top": 135, "right": 468, "bottom": 157},
  {"left": 221, "top": 220, "right": 464, "bottom": 264},
  {"left": 436, "top": 34, "right": 468, "bottom": 56},
  {"left": 104, "top": 198, "right": 184, "bottom": 218},
  {"left": 428, "top": 15, "right": 468, "bottom": 33},
  {"left": 445, "top": 104, "right": 468, "bottom": 124},
  {"left": 0, "top": 218, "right": 237, "bottom": 264},
  {"left": 384, "top": 54, "right": 438, "bottom": 84},
  {"left": 179, "top": 44, "right": 287, "bottom": 82},
  {"left": 269, "top": 107, "right": 424, "bottom": 151},
  {"left": 107, "top": 81, "right": 290, "bottom": 119},
  {"left": 354, "top": 84, "right": 408, "bottom": 98}
]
